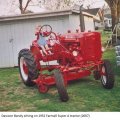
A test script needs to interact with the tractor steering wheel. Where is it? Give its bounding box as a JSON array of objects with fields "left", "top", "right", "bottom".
[
  {"left": 40, "top": 25, "right": 52, "bottom": 37},
  {"left": 48, "top": 32, "right": 58, "bottom": 46},
  {"left": 49, "top": 32, "right": 57, "bottom": 41}
]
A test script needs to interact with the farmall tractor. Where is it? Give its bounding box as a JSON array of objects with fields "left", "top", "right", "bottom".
[{"left": 18, "top": 25, "right": 115, "bottom": 102}]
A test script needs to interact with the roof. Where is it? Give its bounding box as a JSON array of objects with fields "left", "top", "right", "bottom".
[
  {"left": 83, "top": 8, "right": 100, "bottom": 16},
  {"left": 0, "top": 9, "right": 93, "bottom": 22},
  {"left": 104, "top": 14, "right": 111, "bottom": 18}
]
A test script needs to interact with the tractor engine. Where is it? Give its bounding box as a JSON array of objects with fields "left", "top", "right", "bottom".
[
  {"left": 57, "top": 33, "right": 83, "bottom": 66},
  {"left": 55, "top": 41, "right": 82, "bottom": 66},
  {"left": 59, "top": 31, "right": 102, "bottom": 66}
]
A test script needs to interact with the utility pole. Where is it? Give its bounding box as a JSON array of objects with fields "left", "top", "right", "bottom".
[{"left": 79, "top": 5, "right": 85, "bottom": 32}]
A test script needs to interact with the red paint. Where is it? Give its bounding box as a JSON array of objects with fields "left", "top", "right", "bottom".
[
  {"left": 26, "top": 26, "right": 104, "bottom": 93},
  {"left": 23, "top": 63, "right": 28, "bottom": 75}
]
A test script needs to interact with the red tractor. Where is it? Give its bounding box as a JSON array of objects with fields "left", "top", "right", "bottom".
[{"left": 18, "top": 25, "right": 115, "bottom": 102}]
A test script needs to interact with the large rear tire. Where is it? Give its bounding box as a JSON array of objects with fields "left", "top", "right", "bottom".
[
  {"left": 54, "top": 69, "right": 69, "bottom": 102},
  {"left": 101, "top": 60, "right": 115, "bottom": 89},
  {"left": 18, "top": 49, "right": 39, "bottom": 86}
]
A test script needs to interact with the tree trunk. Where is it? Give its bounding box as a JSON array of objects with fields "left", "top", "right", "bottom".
[
  {"left": 19, "top": 0, "right": 24, "bottom": 14},
  {"left": 105, "top": 0, "right": 119, "bottom": 45},
  {"left": 111, "top": 8, "right": 118, "bottom": 45},
  {"left": 117, "top": 1, "right": 120, "bottom": 22}
]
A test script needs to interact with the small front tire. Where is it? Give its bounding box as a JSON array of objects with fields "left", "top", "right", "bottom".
[
  {"left": 54, "top": 69, "right": 69, "bottom": 102},
  {"left": 101, "top": 60, "right": 115, "bottom": 89}
]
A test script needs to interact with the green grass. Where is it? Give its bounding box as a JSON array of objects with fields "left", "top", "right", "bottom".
[
  {"left": 0, "top": 32, "right": 120, "bottom": 112},
  {"left": 0, "top": 49, "right": 120, "bottom": 112},
  {"left": 98, "top": 30, "right": 112, "bottom": 46}
]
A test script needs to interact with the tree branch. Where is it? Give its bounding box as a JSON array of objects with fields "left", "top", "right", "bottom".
[
  {"left": 19, "top": 0, "right": 23, "bottom": 13},
  {"left": 23, "top": 0, "right": 32, "bottom": 13}
]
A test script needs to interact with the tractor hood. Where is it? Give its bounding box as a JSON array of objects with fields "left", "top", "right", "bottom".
[
  {"left": 61, "top": 33, "right": 84, "bottom": 39},
  {"left": 59, "top": 32, "right": 96, "bottom": 42},
  {"left": 59, "top": 31, "right": 102, "bottom": 61}
]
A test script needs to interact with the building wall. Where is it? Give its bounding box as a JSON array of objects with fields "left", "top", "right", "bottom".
[
  {"left": 94, "top": 22, "right": 103, "bottom": 28},
  {"left": 104, "top": 17, "right": 112, "bottom": 28},
  {"left": 0, "top": 15, "right": 69, "bottom": 68},
  {"left": 104, "top": 7, "right": 111, "bottom": 15},
  {"left": 0, "top": 13, "right": 95, "bottom": 68},
  {"left": 0, "top": 24, "right": 14, "bottom": 67},
  {"left": 69, "top": 14, "right": 80, "bottom": 32},
  {"left": 84, "top": 16, "right": 94, "bottom": 31},
  {"left": 69, "top": 14, "right": 95, "bottom": 32}
]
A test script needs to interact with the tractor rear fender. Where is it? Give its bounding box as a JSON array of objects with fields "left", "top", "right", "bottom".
[
  {"left": 30, "top": 45, "right": 42, "bottom": 60},
  {"left": 30, "top": 45, "right": 42, "bottom": 69}
]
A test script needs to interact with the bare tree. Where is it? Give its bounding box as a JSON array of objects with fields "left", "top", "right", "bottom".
[
  {"left": 19, "top": 0, "right": 32, "bottom": 14},
  {"left": 7, "top": 0, "right": 84, "bottom": 15},
  {"left": 39, "top": 0, "right": 84, "bottom": 10},
  {"left": 105, "top": 0, "right": 120, "bottom": 29},
  {"left": 105, "top": 0, "right": 120, "bottom": 44},
  {"left": 39, "top": 0, "right": 71, "bottom": 10}
]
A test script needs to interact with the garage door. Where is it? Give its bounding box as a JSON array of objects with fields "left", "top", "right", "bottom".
[
  {"left": 0, "top": 22, "right": 35, "bottom": 68},
  {"left": 0, "top": 24, "right": 14, "bottom": 68},
  {"left": 11, "top": 22, "right": 35, "bottom": 66}
]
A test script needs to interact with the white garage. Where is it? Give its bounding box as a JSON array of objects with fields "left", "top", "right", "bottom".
[
  {"left": 84, "top": 14, "right": 95, "bottom": 31},
  {"left": 0, "top": 9, "right": 94, "bottom": 68}
]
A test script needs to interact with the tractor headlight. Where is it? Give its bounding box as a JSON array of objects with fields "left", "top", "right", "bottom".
[
  {"left": 102, "top": 47, "right": 105, "bottom": 52},
  {"left": 72, "top": 51, "right": 78, "bottom": 56}
]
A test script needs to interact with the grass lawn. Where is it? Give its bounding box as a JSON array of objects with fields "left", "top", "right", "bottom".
[{"left": 0, "top": 33, "right": 120, "bottom": 112}]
